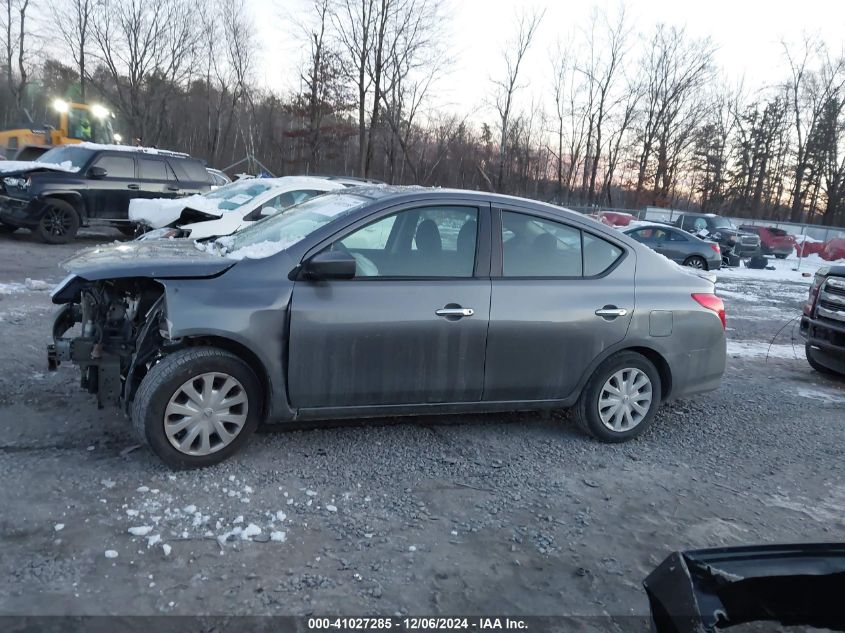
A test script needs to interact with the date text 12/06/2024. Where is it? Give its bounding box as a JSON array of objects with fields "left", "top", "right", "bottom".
[{"left": 307, "top": 618, "right": 529, "bottom": 630}]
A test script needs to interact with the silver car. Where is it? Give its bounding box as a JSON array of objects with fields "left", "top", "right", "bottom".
[
  {"left": 624, "top": 224, "right": 723, "bottom": 270},
  {"left": 48, "top": 187, "right": 727, "bottom": 468}
]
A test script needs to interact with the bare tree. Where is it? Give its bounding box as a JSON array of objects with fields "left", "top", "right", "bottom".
[
  {"left": 632, "top": 25, "right": 715, "bottom": 204},
  {"left": 52, "top": 0, "right": 92, "bottom": 100},
  {"left": 783, "top": 37, "right": 845, "bottom": 222},
  {"left": 491, "top": 7, "right": 543, "bottom": 191},
  {"left": 90, "top": 0, "right": 203, "bottom": 143},
  {"left": 2, "top": 0, "right": 31, "bottom": 115}
]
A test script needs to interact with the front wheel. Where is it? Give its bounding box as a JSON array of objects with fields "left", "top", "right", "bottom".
[
  {"left": 574, "top": 351, "right": 662, "bottom": 442},
  {"left": 131, "top": 347, "right": 262, "bottom": 469},
  {"left": 805, "top": 344, "right": 842, "bottom": 378},
  {"left": 683, "top": 255, "right": 707, "bottom": 270},
  {"left": 36, "top": 199, "right": 80, "bottom": 244}
]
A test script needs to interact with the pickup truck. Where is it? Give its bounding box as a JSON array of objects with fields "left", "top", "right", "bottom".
[
  {"left": 801, "top": 265, "right": 845, "bottom": 376},
  {"left": 673, "top": 212, "right": 761, "bottom": 259}
]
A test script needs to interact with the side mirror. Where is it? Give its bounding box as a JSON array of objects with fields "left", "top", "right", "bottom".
[
  {"left": 303, "top": 250, "right": 356, "bottom": 280},
  {"left": 88, "top": 166, "right": 108, "bottom": 179},
  {"left": 259, "top": 206, "right": 277, "bottom": 218}
]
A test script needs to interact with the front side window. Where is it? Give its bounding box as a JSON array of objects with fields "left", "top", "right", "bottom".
[
  {"left": 501, "top": 211, "right": 623, "bottom": 278},
  {"left": 93, "top": 155, "right": 134, "bottom": 178},
  {"left": 336, "top": 206, "right": 478, "bottom": 278},
  {"left": 37, "top": 146, "right": 93, "bottom": 170}
]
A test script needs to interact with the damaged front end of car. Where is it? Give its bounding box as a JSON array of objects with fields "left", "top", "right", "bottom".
[
  {"left": 644, "top": 543, "right": 845, "bottom": 632},
  {"left": 47, "top": 274, "right": 168, "bottom": 410}
]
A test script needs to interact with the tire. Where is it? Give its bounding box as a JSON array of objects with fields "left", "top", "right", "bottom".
[
  {"left": 574, "top": 351, "right": 662, "bottom": 443},
  {"left": 117, "top": 224, "right": 138, "bottom": 238},
  {"left": 131, "top": 346, "right": 262, "bottom": 469},
  {"left": 775, "top": 254, "right": 787, "bottom": 259},
  {"left": 683, "top": 255, "right": 707, "bottom": 270},
  {"left": 36, "top": 199, "right": 80, "bottom": 244},
  {"left": 0, "top": 222, "right": 18, "bottom": 234},
  {"left": 805, "top": 344, "right": 841, "bottom": 377}
]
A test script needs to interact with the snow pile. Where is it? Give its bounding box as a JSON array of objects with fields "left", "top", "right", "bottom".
[
  {"left": 224, "top": 238, "right": 300, "bottom": 260},
  {"left": 125, "top": 479, "right": 295, "bottom": 551},
  {"left": 0, "top": 160, "right": 79, "bottom": 174},
  {"left": 726, "top": 340, "right": 801, "bottom": 360},
  {"left": 718, "top": 253, "right": 833, "bottom": 284}
]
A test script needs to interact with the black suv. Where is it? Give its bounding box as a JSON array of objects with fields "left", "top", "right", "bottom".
[
  {"left": 0, "top": 145, "right": 210, "bottom": 243},
  {"left": 673, "top": 212, "right": 761, "bottom": 258}
]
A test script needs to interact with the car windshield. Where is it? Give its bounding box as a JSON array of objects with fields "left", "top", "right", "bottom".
[
  {"left": 223, "top": 193, "right": 369, "bottom": 256},
  {"left": 36, "top": 146, "right": 94, "bottom": 169},
  {"left": 710, "top": 216, "right": 735, "bottom": 229},
  {"left": 203, "top": 180, "right": 276, "bottom": 212}
]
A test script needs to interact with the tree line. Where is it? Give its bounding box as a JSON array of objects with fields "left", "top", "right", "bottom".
[{"left": 2, "top": 0, "right": 845, "bottom": 226}]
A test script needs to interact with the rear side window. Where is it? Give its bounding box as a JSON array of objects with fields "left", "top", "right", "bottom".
[
  {"left": 171, "top": 159, "right": 208, "bottom": 182},
  {"left": 92, "top": 154, "right": 134, "bottom": 178},
  {"left": 501, "top": 211, "right": 623, "bottom": 278},
  {"left": 138, "top": 158, "right": 173, "bottom": 180}
]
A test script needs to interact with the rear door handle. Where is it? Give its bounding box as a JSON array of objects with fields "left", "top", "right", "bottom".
[
  {"left": 435, "top": 307, "right": 474, "bottom": 318},
  {"left": 127, "top": 184, "right": 140, "bottom": 190},
  {"left": 595, "top": 307, "right": 628, "bottom": 318}
]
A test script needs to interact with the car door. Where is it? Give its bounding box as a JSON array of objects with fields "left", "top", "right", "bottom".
[
  {"left": 483, "top": 208, "right": 635, "bottom": 402},
  {"left": 287, "top": 202, "right": 491, "bottom": 409},
  {"left": 87, "top": 152, "right": 137, "bottom": 219},
  {"left": 652, "top": 227, "right": 687, "bottom": 262},
  {"left": 136, "top": 157, "right": 179, "bottom": 202}
]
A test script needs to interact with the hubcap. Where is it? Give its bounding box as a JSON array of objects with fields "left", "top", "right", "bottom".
[
  {"left": 687, "top": 258, "right": 704, "bottom": 269},
  {"left": 597, "top": 368, "right": 652, "bottom": 432},
  {"left": 164, "top": 372, "right": 248, "bottom": 456},
  {"left": 43, "top": 207, "right": 71, "bottom": 236}
]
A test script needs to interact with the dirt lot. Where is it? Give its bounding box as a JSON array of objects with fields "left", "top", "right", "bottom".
[{"left": 1, "top": 228, "right": 843, "bottom": 618}]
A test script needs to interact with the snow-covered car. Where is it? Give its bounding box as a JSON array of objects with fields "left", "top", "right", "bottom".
[{"left": 130, "top": 176, "right": 345, "bottom": 240}]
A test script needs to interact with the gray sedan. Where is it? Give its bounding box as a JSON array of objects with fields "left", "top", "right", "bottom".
[
  {"left": 623, "top": 224, "right": 722, "bottom": 270},
  {"left": 49, "top": 188, "right": 727, "bottom": 468}
]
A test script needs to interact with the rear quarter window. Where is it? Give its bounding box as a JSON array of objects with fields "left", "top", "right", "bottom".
[
  {"left": 583, "top": 233, "right": 623, "bottom": 276},
  {"left": 170, "top": 159, "right": 208, "bottom": 183}
]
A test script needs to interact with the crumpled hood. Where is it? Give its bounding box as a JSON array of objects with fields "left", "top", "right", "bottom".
[
  {"left": 0, "top": 160, "right": 78, "bottom": 177},
  {"left": 61, "top": 239, "right": 235, "bottom": 280},
  {"left": 128, "top": 196, "right": 226, "bottom": 228}
]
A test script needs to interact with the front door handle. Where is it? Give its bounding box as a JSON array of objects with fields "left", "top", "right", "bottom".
[
  {"left": 595, "top": 307, "right": 628, "bottom": 318},
  {"left": 127, "top": 184, "right": 140, "bottom": 190},
  {"left": 435, "top": 307, "right": 474, "bottom": 318}
]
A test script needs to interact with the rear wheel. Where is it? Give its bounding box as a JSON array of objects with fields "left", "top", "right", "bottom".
[
  {"left": 683, "top": 255, "right": 707, "bottom": 270},
  {"left": 36, "top": 199, "right": 79, "bottom": 244},
  {"left": 131, "top": 347, "right": 262, "bottom": 469},
  {"left": 117, "top": 224, "right": 138, "bottom": 238},
  {"left": 775, "top": 254, "right": 787, "bottom": 259},
  {"left": 574, "top": 351, "right": 662, "bottom": 442},
  {"left": 0, "top": 222, "right": 18, "bottom": 234}
]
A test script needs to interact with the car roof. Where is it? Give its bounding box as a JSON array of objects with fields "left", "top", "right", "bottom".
[{"left": 223, "top": 175, "right": 346, "bottom": 192}]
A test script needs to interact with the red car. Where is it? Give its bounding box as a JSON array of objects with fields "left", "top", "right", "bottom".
[
  {"left": 821, "top": 238, "right": 845, "bottom": 262},
  {"left": 589, "top": 210, "right": 636, "bottom": 227},
  {"left": 738, "top": 225, "right": 795, "bottom": 258}
]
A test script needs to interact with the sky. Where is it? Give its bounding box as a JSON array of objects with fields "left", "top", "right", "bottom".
[{"left": 250, "top": 0, "right": 845, "bottom": 121}]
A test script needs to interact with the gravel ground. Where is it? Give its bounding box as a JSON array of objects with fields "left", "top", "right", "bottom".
[{"left": 1, "top": 228, "right": 843, "bottom": 618}]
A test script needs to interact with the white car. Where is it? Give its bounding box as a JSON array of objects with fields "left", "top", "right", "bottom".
[{"left": 131, "top": 176, "right": 345, "bottom": 240}]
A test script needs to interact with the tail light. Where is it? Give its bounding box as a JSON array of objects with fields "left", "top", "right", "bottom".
[
  {"left": 692, "top": 293, "right": 726, "bottom": 329},
  {"left": 804, "top": 274, "right": 825, "bottom": 316},
  {"left": 709, "top": 243, "right": 720, "bottom": 254}
]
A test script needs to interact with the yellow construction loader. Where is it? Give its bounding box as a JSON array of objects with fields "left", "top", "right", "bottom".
[{"left": 0, "top": 100, "right": 119, "bottom": 161}]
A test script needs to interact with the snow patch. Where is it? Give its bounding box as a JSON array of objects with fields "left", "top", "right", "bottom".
[
  {"left": 270, "top": 531, "right": 287, "bottom": 542},
  {"left": 104, "top": 550, "right": 118, "bottom": 559},
  {"left": 726, "top": 340, "right": 800, "bottom": 360},
  {"left": 128, "top": 526, "right": 154, "bottom": 536}
]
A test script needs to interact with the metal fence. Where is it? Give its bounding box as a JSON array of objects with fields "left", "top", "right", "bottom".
[{"left": 566, "top": 204, "right": 845, "bottom": 243}]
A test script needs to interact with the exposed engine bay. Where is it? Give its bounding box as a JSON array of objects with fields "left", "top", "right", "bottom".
[{"left": 48, "top": 278, "right": 167, "bottom": 409}]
